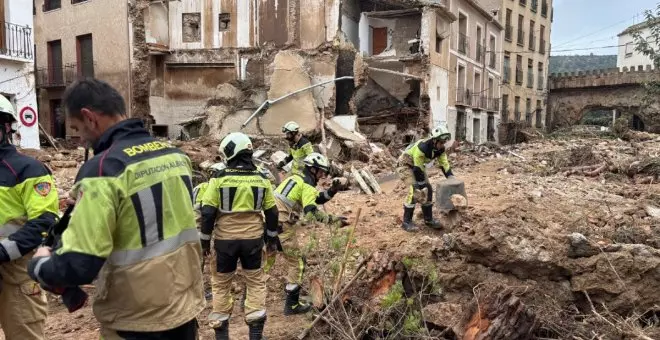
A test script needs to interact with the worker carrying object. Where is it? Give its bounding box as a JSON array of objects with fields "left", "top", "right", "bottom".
[
  {"left": 277, "top": 121, "right": 314, "bottom": 176},
  {"left": 0, "top": 95, "right": 58, "bottom": 340},
  {"left": 396, "top": 125, "right": 454, "bottom": 232},
  {"left": 200, "top": 132, "right": 279, "bottom": 340},
  {"left": 27, "top": 79, "right": 204, "bottom": 340},
  {"left": 269, "top": 152, "right": 349, "bottom": 316}
]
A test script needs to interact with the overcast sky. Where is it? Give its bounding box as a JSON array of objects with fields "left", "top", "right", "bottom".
[{"left": 551, "top": 0, "right": 659, "bottom": 55}]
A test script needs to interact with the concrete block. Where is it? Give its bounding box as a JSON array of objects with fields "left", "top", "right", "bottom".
[
  {"left": 330, "top": 115, "right": 358, "bottom": 132},
  {"left": 217, "top": 109, "right": 261, "bottom": 138},
  {"left": 325, "top": 119, "right": 367, "bottom": 142},
  {"left": 260, "top": 51, "right": 319, "bottom": 135},
  {"left": 322, "top": 137, "right": 343, "bottom": 159}
]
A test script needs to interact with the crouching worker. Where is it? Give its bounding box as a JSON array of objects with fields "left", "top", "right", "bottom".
[
  {"left": 27, "top": 79, "right": 204, "bottom": 340},
  {"left": 201, "top": 132, "right": 280, "bottom": 340},
  {"left": 270, "top": 153, "right": 349, "bottom": 315},
  {"left": 396, "top": 125, "right": 454, "bottom": 232}
]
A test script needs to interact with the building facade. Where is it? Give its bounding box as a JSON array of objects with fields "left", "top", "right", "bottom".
[
  {"left": 0, "top": 1, "right": 38, "bottom": 148},
  {"left": 34, "top": 0, "right": 130, "bottom": 140},
  {"left": 447, "top": 0, "right": 503, "bottom": 144},
  {"left": 617, "top": 20, "right": 659, "bottom": 71},
  {"left": 480, "top": 0, "right": 552, "bottom": 131}
]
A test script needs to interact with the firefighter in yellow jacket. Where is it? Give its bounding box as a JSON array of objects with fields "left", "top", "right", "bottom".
[
  {"left": 277, "top": 121, "right": 314, "bottom": 176},
  {"left": 28, "top": 79, "right": 204, "bottom": 339},
  {"left": 200, "top": 132, "right": 280, "bottom": 340},
  {"left": 0, "top": 95, "right": 58, "bottom": 340},
  {"left": 271, "top": 152, "right": 349, "bottom": 315},
  {"left": 396, "top": 125, "right": 454, "bottom": 232}
]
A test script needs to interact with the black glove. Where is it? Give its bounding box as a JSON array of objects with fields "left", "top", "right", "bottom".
[
  {"left": 330, "top": 215, "right": 350, "bottom": 228},
  {"left": 277, "top": 160, "right": 286, "bottom": 170},
  {"left": 264, "top": 232, "right": 282, "bottom": 253},
  {"left": 201, "top": 239, "right": 211, "bottom": 257}
]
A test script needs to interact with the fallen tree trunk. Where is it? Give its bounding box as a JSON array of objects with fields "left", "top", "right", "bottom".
[{"left": 463, "top": 290, "right": 537, "bottom": 340}]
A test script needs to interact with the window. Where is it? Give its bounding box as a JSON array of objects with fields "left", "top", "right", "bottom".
[
  {"left": 540, "top": 25, "right": 546, "bottom": 54},
  {"left": 489, "top": 35, "right": 496, "bottom": 68},
  {"left": 503, "top": 54, "right": 511, "bottom": 83},
  {"left": 527, "top": 58, "right": 534, "bottom": 88},
  {"left": 71, "top": 0, "right": 88, "bottom": 4},
  {"left": 458, "top": 13, "right": 468, "bottom": 55},
  {"left": 47, "top": 40, "right": 63, "bottom": 84},
  {"left": 541, "top": 0, "right": 548, "bottom": 17},
  {"left": 517, "top": 15, "right": 525, "bottom": 46},
  {"left": 529, "top": 20, "right": 535, "bottom": 51},
  {"left": 505, "top": 9, "right": 513, "bottom": 41},
  {"left": 625, "top": 43, "right": 633, "bottom": 58},
  {"left": 520, "top": 0, "right": 526, "bottom": 7},
  {"left": 502, "top": 94, "right": 509, "bottom": 122},
  {"left": 476, "top": 26, "right": 483, "bottom": 62},
  {"left": 531, "top": 0, "right": 538, "bottom": 12},
  {"left": 77, "top": 34, "right": 94, "bottom": 78},
  {"left": 182, "top": 13, "right": 201, "bottom": 42},
  {"left": 435, "top": 34, "right": 443, "bottom": 53},
  {"left": 219, "top": 13, "right": 231, "bottom": 31},
  {"left": 536, "top": 100, "right": 542, "bottom": 128},
  {"left": 537, "top": 62, "right": 544, "bottom": 90},
  {"left": 526, "top": 98, "right": 532, "bottom": 124},
  {"left": 515, "top": 54, "right": 523, "bottom": 85},
  {"left": 43, "top": 0, "right": 61, "bottom": 11},
  {"left": 514, "top": 96, "right": 521, "bottom": 121},
  {"left": 474, "top": 71, "right": 481, "bottom": 96}
]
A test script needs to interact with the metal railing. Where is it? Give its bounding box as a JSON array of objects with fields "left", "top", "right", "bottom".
[
  {"left": 473, "top": 95, "right": 487, "bottom": 109},
  {"left": 487, "top": 97, "right": 500, "bottom": 112},
  {"left": 456, "top": 87, "right": 472, "bottom": 106},
  {"left": 36, "top": 63, "right": 80, "bottom": 88},
  {"left": 503, "top": 66, "right": 511, "bottom": 83},
  {"left": 540, "top": 38, "right": 546, "bottom": 54},
  {"left": 541, "top": 0, "right": 548, "bottom": 17},
  {"left": 489, "top": 52, "right": 496, "bottom": 68},
  {"left": 515, "top": 68, "right": 523, "bottom": 84},
  {"left": 538, "top": 74, "right": 545, "bottom": 90},
  {"left": 505, "top": 24, "right": 513, "bottom": 41},
  {"left": 527, "top": 70, "right": 534, "bottom": 88},
  {"left": 0, "top": 22, "right": 33, "bottom": 60},
  {"left": 517, "top": 29, "right": 525, "bottom": 46},
  {"left": 476, "top": 43, "right": 483, "bottom": 62},
  {"left": 529, "top": 33, "right": 536, "bottom": 51},
  {"left": 458, "top": 33, "right": 468, "bottom": 55}
]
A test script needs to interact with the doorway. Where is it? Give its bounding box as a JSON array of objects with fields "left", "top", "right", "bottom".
[
  {"left": 371, "top": 27, "right": 387, "bottom": 55},
  {"left": 456, "top": 110, "right": 466, "bottom": 141},
  {"left": 473, "top": 118, "right": 481, "bottom": 144},
  {"left": 487, "top": 113, "right": 495, "bottom": 142},
  {"left": 631, "top": 114, "right": 645, "bottom": 131},
  {"left": 50, "top": 99, "right": 65, "bottom": 138}
]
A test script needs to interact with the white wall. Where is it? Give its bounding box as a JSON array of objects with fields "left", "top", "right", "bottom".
[
  {"left": 429, "top": 65, "right": 449, "bottom": 129},
  {"left": 342, "top": 14, "right": 359, "bottom": 48},
  {"left": 618, "top": 28, "right": 656, "bottom": 70},
  {"left": 358, "top": 14, "right": 395, "bottom": 56}
]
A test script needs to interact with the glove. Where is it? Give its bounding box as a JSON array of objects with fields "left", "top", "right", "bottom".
[
  {"left": 264, "top": 232, "right": 282, "bottom": 253},
  {"left": 413, "top": 181, "right": 428, "bottom": 190},
  {"left": 277, "top": 160, "right": 286, "bottom": 170},
  {"left": 201, "top": 239, "right": 211, "bottom": 257},
  {"left": 329, "top": 215, "right": 350, "bottom": 228}
]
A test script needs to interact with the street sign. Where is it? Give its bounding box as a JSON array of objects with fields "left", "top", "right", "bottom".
[{"left": 19, "top": 106, "right": 37, "bottom": 127}]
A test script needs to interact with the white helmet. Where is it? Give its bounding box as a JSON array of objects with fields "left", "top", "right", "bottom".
[
  {"left": 282, "top": 121, "right": 300, "bottom": 133},
  {"left": 430, "top": 125, "right": 451, "bottom": 141},
  {"left": 303, "top": 152, "right": 330, "bottom": 173},
  {"left": 0, "top": 96, "right": 18, "bottom": 131},
  {"left": 219, "top": 132, "right": 253, "bottom": 161}
]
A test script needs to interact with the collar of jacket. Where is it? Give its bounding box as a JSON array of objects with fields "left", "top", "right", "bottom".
[
  {"left": 0, "top": 142, "right": 16, "bottom": 160},
  {"left": 301, "top": 167, "right": 317, "bottom": 187},
  {"left": 93, "top": 118, "right": 150, "bottom": 155},
  {"left": 290, "top": 136, "right": 309, "bottom": 149},
  {"left": 419, "top": 138, "right": 444, "bottom": 159}
]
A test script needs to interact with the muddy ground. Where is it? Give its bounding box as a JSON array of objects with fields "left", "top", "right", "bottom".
[{"left": 3, "top": 130, "right": 660, "bottom": 339}]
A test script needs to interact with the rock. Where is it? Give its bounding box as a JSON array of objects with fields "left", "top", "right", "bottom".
[
  {"left": 422, "top": 302, "right": 463, "bottom": 336},
  {"left": 325, "top": 119, "right": 366, "bottom": 142},
  {"left": 212, "top": 83, "right": 243, "bottom": 105},
  {"left": 321, "top": 137, "right": 342, "bottom": 159},
  {"left": 567, "top": 232, "right": 599, "bottom": 259},
  {"left": 370, "top": 123, "right": 398, "bottom": 140},
  {"left": 645, "top": 205, "right": 660, "bottom": 218},
  {"left": 260, "top": 51, "right": 319, "bottom": 135},
  {"left": 330, "top": 115, "right": 358, "bottom": 132}
]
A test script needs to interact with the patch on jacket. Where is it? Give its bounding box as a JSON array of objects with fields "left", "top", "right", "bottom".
[{"left": 34, "top": 182, "right": 52, "bottom": 196}]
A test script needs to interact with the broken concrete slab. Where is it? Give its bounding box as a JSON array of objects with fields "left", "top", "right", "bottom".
[
  {"left": 211, "top": 83, "right": 244, "bottom": 106},
  {"left": 321, "top": 137, "right": 342, "bottom": 159},
  {"left": 370, "top": 123, "right": 398, "bottom": 140},
  {"left": 309, "top": 57, "right": 338, "bottom": 110},
  {"left": 325, "top": 119, "right": 367, "bottom": 142},
  {"left": 217, "top": 109, "right": 260, "bottom": 138},
  {"left": 202, "top": 105, "right": 231, "bottom": 140},
  {"left": 330, "top": 115, "right": 358, "bottom": 132},
  {"left": 351, "top": 166, "right": 373, "bottom": 194},
  {"left": 260, "top": 51, "right": 319, "bottom": 135}
]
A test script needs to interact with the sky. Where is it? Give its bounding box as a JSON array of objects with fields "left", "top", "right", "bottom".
[{"left": 550, "top": 0, "right": 659, "bottom": 55}]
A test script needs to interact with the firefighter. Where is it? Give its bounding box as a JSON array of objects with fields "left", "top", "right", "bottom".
[
  {"left": 27, "top": 79, "right": 204, "bottom": 340},
  {"left": 200, "top": 132, "right": 279, "bottom": 340},
  {"left": 0, "top": 96, "right": 58, "bottom": 339},
  {"left": 277, "top": 121, "right": 314, "bottom": 176},
  {"left": 396, "top": 125, "right": 454, "bottom": 232},
  {"left": 271, "top": 152, "right": 349, "bottom": 315}
]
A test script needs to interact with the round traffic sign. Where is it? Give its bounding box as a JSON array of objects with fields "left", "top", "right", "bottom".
[{"left": 19, "top": 106, "right": 37, "bottom": 127}]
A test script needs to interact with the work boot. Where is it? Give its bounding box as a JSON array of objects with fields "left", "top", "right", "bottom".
[
  {"left": 213, "top": 320, "right": 229, "bottom": 340},
  {"left": 247, "top": 317, "right": 266, "bottom": 340},
  {"left": 422, "top": 203, "right": 441, "bottom": 229},
  {"left": 401, "top": 206, "right": 418, "bottom": 232},
  {"left": 284, "top": 285, "right": 311, "bottom": 315}
]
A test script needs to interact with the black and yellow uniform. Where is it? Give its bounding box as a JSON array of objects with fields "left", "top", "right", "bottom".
[
  {"left": 270, "top": 168, "right": 341, "bottom": 315},
  {"left": 282, "top": 137, "right": 313, "bottom": 176},
  {"left": 200, "top": 161, "right": 278, "bottom": 336},
  {"left": 28, "top": 119, "right": 204, "bottom": 339},
  {"left": 396, "top": 138, "right": 452, "bottom": 230},
  {"left": 0, "top": 144, "right": 58, "bottom": 340}
]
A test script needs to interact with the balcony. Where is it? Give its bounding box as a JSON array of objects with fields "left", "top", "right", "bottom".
[
  {"left": 476, "top": 43, "right": 483, "bottom": 62},
  {"left": 473, "top": 95, "right": 487, "bottom": 109},
  {"left": 529, "top": 33, "right": 536, "bottom": 51},
  {"left": 489, "top": 52, "right": 496, "bottom": 69},
  {"left": 505, "top": 25, "right": 513, "bottom": 41},
  {"left": 515, "top": 68, "right": 523, "bottom": 85},
  {"left": 487, "top": 97, "right": 500, "bottom": 112},
  {"left": 540, "top": 38, "right": 546, "bottom": 54},
  {"left": 36, "top": 64, "right": 81, "bottom": 88},
  {"left": 456, "top": 87, "right": 472, "bottom": 106},
  {"left": 527, "top": 71, "right": 534, "bottom": 88},
  {"left": 517, "top": 29, "right": 525, "bottom": 46},
  {"left": 541, "top": 0, "right": 548, "bottom": 17},
  {"left": 0, "top": 22, "right": 33, "bottom": 60},
  {"left": 503, "top": 66, "right": 511, "bottom": 83},
  {"left": 538, "top": 74, "right": 545, "bottom": 90},
  {"left": 458, "top": 33, "right": 469, "bottom": 55}
]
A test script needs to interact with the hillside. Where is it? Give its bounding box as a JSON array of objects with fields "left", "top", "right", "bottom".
[{"left": 549, "top": 54, "right": 617, "bottom": 74}]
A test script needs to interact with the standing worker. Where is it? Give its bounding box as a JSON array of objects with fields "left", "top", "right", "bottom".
[
  {"left": 200, "top": 132, "right": 280, "bottom": 340},
  {"left": 27, "top": 79, "right": 204, "bottom": 340},
  {"left": 277, "top": 121, "right": 313, "bottom": 176},
  {"left": 396, "top": 125, "right": 454, "bottom": 232},
  {"left": 271, "top": 152, "right": 349, "bottom": 315},
  {"left": 0, "top": 96, "right": 58, "bottom": 339}
]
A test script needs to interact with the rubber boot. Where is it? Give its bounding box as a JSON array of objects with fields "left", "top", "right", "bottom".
[
  {"left": 247, "top": 317, "right": 266, "bottom": 340},
  {"left": 284, "top": 285, "right": 311, "bottom": 315},
  {"left": 422, "top": 203, "right": 441, "bottom": 229},
  {"left": 214, "top": 320, "right": 229, "bottom": 340},
  {"left": 401, "top": 206, "right": 418, "bottom": 232}
]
